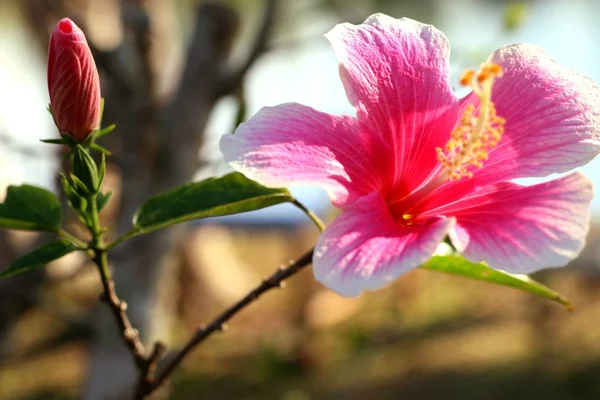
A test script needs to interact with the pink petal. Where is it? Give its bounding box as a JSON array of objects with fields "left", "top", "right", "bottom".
[
  {"left": 428, "top": 172, "right": 593, "bottom": 274},
  {"left": 313, "top": 192, "right": 455, "bottom": 297},
  {"left": 220, "top": 103, "right": 382, "bottom": 207},
  {"left": 326, "top": 14, "right": 458, "bottom": 193},
  {"left": 466, "top": 44, "right": 600, "bottom": 183}
]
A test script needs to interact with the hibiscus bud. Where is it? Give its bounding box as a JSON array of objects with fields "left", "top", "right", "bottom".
[{"left": 47, "top": 18, "right": 101, "bottom": 141}]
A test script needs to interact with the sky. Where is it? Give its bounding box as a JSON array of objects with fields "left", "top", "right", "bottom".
[{"left": 0, "top": 0, "right": 599, "bottom": 224}]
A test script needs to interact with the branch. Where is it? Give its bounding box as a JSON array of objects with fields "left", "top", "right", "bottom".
[
  {"left": 219, "top": 0, "right": 278, "bottom": 95},
  {"left": 156, "top": 2, "right": 240, "bottom": 183},
  {"left": 170, "top": 2, "right": 240, "bottom": 105},
  {"left": 93, "top": 249, "right": 147, "bottom": 363},
  {"left": 121, "top": 0, "right": 154, "bottom": 92},
  {"left": 120, "top": 0, "right": 160, "bottom": 163},
  {"left": 140, "top": 247, "right": 315, "bottom": 396},
  {"left": 135, "top": 341, "right": 166, "bottom": 399}
]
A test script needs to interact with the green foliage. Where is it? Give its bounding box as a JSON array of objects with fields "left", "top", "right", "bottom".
[
  {"left": 0, "top": 239, "right": 80, "bottom": 279},
  {"left": 0, "top": 185, "right": 62, "bottom": 231},
  {"left": 420, "top": 255, "right": 573, "bottom": 310},
  {"left": 129, "top": 172, "right": 293, "bottom": 236}
]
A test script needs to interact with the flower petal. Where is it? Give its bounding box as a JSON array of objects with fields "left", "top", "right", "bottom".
[
  {"left": 467, "top": 43, "right": 600, "bottom": 183},
  {"left": 326, "top": 14, "right": 458, "bottom": 192},
  {"left": 220, "top": 103, "right": 381, "bottom": 207},
  {"left": 433, "top": 172, "right": 593, "bottom": 274},
  {"left": 313, "top": 192, "right": 455, "bottom": 297}
]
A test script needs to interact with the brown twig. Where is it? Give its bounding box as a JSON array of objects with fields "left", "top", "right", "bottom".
[
  {"left": 94, "top": 248, "right": 171, "bottom": 400},
  {"left": 137, "top": 247, "right": 314, "bottom": 396},
  {"left": 93, "top": 249, "right": 147, "bottom": 363},
  {"left": 134, "top": 341, "right": 166, "bottom": 399}
]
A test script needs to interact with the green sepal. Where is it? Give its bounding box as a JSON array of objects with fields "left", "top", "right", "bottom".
[
  {"left": 90, "top": 143, "right": 112, "bottom": 156},
  {"left": 96, "top": 191, "right": 113, "bottom": 212},
  {"left": 60, "top": 174, "right": 88, "bottom": 213},
  {"left": 99, "top": 98, "right": 105, "bottom": 126},
  {"left": 69, "top": 173, "right": 91, "bottom": 196},
  {"left": 93, "top": 124, "right": 116, "bottom": 141},
  {"left": 40, "top": 138, "right": 67, "bottom": 145},
  {"left": 72, "top": 145, "right": 99, "bottom": 194},
  {"left": 98, "top": 154, "right": 107, "bottom": 187},
  {"left": 59, "top": 132, "right": 78, "bottom": 147}
]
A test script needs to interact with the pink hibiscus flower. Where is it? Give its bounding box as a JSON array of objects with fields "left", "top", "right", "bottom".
[{"left": 220, "top": 14, "right": 600, "bottom": 297}]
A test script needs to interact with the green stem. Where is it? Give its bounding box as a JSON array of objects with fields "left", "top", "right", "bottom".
[
  {"left": 88, "top": 194, "right": 102, "bottom": 246},
  {"left": 105, "top": 230, "right": 139, "bottom": 251},
  {"left": 58, "top": 229, "right": 88, "bottom": 249},
  {"left": 292, "top": 199, "right": 326, "bottom": 232}
]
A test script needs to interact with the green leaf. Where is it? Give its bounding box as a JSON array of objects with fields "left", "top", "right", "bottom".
[
  {"left": 132, "top": 172, "right": 293, "bottom": 235},
  {"left": 97, "top": 191, "right": 113, "bottom": 212},
  {"left": 0, "top": 239, "right": 80, "bottom": 279},
  {"left": 0, "top": 185, "right": 62, "bottom": 231},
  {"left": 420, "top": 255, "right": 573, "bottom": 310}
]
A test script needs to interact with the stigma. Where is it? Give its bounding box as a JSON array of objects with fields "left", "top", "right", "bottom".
[{"left": 436, "top": 63, "right": 506, "bottom": 181}]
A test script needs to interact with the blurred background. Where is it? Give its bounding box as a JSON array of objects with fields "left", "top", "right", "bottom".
[{"left": 1, "top": 0, "right": 600, "bottom": 399}]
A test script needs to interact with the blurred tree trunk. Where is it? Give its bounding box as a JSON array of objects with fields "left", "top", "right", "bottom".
[{"left": 20, "top": 0, "right": 277, "bottom": 398}]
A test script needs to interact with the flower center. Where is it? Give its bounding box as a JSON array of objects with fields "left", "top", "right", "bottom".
[{"left": 436, "top": 63, "right": 506, "bottom": 181}]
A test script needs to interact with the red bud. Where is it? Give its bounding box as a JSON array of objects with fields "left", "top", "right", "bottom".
[{"left": 47, "top": 18, "right": 101, "bottom": 141}]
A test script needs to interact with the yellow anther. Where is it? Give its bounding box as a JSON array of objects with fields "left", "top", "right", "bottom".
[
  {"left": 485, "top": 63, "right": 503, "bottom": 76},
  {"left": 436, "top": 62, "right": 505, "bottom": 181},
  {"left": 402, "top": 214, "right": 414, "bottom": 226},
  {"left": 476, "top": 71, "right": 490, "bottom": 83},
  {"left": 459, "top": 69, "right": 476, "bottom": 86}
]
